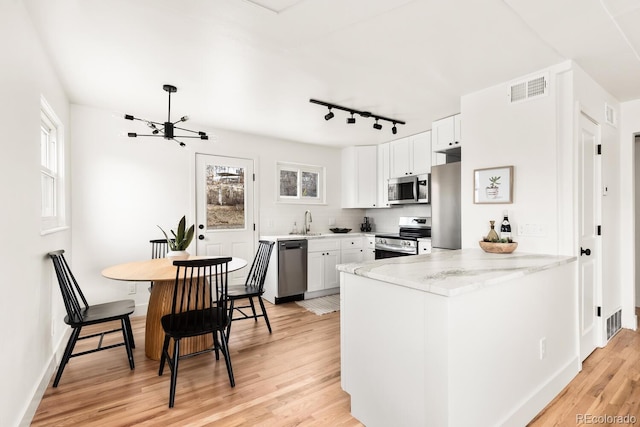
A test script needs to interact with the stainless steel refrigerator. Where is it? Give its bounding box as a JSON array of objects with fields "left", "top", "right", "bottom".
[{"left": 431, "top": 161, "right": 461, "bottom": 249}]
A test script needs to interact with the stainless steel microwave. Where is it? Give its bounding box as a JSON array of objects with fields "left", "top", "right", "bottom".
[{"left": 388, "top": 174, "right": 430, "bottom": 204}]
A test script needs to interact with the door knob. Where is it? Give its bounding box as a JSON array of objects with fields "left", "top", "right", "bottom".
[
  {"left": 198, "top": 224, "right": 204, "bottom": 230},
  {"left": 198, "top": 235, "right": 204, "bottom": 240},
  {"left": 580, "top": 247, "right": 591, "bottom": 256}
]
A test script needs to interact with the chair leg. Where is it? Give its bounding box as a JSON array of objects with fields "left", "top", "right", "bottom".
[
  {"left": 168, "top": 339, "right": 180, "bottom": 408},
  {"left": 121, "top": 318, "right": 135, "bottom": 370},
  {"left": 226, "top": 299, "right": 235, "bottom": 340},
  {"left": 212, "top": 331, "right": 220, "bottom": 360},
  {"left": 159, "top": 335, "right": 170, "bottom": 376},
  {"left": 124, "top": 316, "right": 135, "bottom": 349},
  {"left": 53, "top": 327, "right": 81, "bottom": 387},
  {"left": 258, "top": 298, "right": 272, "bottom": 334},
  {"left": 248, "top": 297, "right": 258, "bottom": 322},
  {"left": 218, "top": 329, "right": 235, "bottom": 387}
]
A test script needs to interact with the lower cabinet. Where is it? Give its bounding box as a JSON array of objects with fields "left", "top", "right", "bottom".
[
  {"left": 341, "top": 237, "right": 365, "bottom": 264},
  {"left": 307, "top": 239, "right": 341, "bottom": 292}
]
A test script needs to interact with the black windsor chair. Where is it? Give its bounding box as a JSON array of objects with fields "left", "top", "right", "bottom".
[
  {"left": 158, "top": 257, "right": 235, "bottom": 408},
  {"left": 48, "top": 250, "right": 135, "bottom": 387},
  {"left": 226, "top": 240, "right": 275, "bottom": 339}
]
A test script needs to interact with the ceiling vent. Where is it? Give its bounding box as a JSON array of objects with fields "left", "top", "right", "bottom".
[
  {"left": 604, "top": 103, "right": 617, "bottom": 127},
  {"left": 508, "top": 73, "right": 548, "bottom": 104}
]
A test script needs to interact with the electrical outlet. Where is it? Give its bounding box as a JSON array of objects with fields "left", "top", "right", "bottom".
[
  {"left": 328, "top": 218, "right": 335, "bottom": 226},
  {"left": 128, "top": 283, "right": 137, "bottom": 295},
  {"left": 518, "top": 224, "right": 546, "bottom": 237},
  {"left": 539, "top": 337, "right": 547, "bottom": 360}
]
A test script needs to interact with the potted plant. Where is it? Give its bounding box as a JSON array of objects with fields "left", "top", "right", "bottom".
[
  {"left": 158, "top": 216, "right": 195, "bottom": 260},
  {"left": 486, "top": 175, "right": 501, "bottom": 199}
]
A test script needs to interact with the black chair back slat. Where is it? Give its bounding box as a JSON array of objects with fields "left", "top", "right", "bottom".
[
  {"left": 245, "top": 240, "right": 274, "bottom": 290},
  {"left": 49, "top": 250, "right": 89, "bottom": 323},
  {"left": 150, "top": 239, "right": 172, "bottom": 259}
]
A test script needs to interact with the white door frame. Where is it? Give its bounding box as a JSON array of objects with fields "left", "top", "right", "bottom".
[{"left": 577, "top": 110, "right": 603, "bottom": 360}]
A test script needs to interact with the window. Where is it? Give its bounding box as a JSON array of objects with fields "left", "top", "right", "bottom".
[
  {"left": 40, "top": 96, "right": 66, "bottom": 233},
  {"left": 277, "top": 162, "right": 325, "bottom": 204}
]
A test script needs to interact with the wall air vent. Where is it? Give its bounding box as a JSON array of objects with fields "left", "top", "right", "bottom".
[
  {"left": 605, "top": 103, "right": 617, "bottom": 127},
  {"left": 606, "top": 308, "right": 622, "bottom": 341},
  {"left": 508, "top": 73, "right": 548, "bottom": 104}
]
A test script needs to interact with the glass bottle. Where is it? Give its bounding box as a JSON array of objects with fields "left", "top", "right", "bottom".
[
  {"left": 291, "top": 221, "right": 298, "bottom": 234},
  {"left": 486, "top": 220, "right": 499, "bottom": 242},
  {"left": 500, "top": 211, "right": 511, "bottom": 241}
]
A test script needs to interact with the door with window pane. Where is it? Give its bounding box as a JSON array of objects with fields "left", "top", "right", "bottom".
[{"left": 195, "top": 154, "right": 254, "bottom": 284}]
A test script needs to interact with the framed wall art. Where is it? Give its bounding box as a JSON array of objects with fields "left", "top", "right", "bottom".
[{"left": 473, "top": 166, "right": 513, "bottom": 204}]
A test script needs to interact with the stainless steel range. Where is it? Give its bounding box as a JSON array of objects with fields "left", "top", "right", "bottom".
[{"left": 375, "top": 216, "right": 431, "bottom": 259}]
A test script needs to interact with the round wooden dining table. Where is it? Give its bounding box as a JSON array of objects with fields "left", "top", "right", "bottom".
[{"left": 102, "top": 256, "right": 247, "bottom": 360}]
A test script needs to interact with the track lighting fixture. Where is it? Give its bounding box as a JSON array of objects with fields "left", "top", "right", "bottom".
[
  {"left": 124, "top": 84, "right": 209, "bottom": 147},
  {"left": 309, "top": 98, "right": 405, "bottom": 134},
  {"left": 324, "top": 107, "right": 335, "bottom": 121}
]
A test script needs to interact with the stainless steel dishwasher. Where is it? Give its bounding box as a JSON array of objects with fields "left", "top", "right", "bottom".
[{"left": 276, "top": 239, "right": 307, "bottom": 303}]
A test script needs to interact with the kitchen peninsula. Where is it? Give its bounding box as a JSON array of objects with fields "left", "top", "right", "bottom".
[{"left": 338, "top": 249, "right": 578, "bottom": 427}]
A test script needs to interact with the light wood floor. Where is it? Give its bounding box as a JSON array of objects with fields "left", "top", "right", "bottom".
[{"left": 31, "top": 303, "right": 640, "bottom": 426}]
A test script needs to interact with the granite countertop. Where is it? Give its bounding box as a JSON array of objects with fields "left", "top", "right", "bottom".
[{"left": 337, "top": 248, "right": 576, "bottom": 297}]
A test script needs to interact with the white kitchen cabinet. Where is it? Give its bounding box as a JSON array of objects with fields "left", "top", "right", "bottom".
[
  {"left": 432, "top": 114, "right": 461, "bottom": 152},
  {"left": 389, "top": 131, "right": 431, "bottom": 178},
  {"left": 364, "top": 235, "right": 375, "bottom": 260},
  {"left": 342, "top": 145, "right": 378, "bottom": 208},
  {"left": 418, "top": 239, "right": 432, "bottom": 254},
  {"left": 341, "top": 237, "right": 365, "bottom": 264},
  {"left": 377, "top": 143, "right": 390, "bottom": 208},
  {"left": 307, "top": 239, "right": 341, "bottom": 291}
]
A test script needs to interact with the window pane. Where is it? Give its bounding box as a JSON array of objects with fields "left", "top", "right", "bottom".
[
  {"left": 280, "top": 170, "right": 298, "bottom": 197},
  {"left": 301, "top": 171, "right": 318, "bottom": 198},
  {"left": 41, "top": 173, "right": 55, "bottom": 217},
  {"left": 41, "top": 126, "right": 49, "bottom": 167},
  {"left": 206, "top": 164, "right": 245, "bottom": 230}
]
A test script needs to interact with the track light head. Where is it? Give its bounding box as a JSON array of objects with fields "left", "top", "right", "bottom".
[
  {"left": 373, "top": 119, "right": 382, "bottom": 130},
  {"left": 392, "top": 122, "right": 397, "bottom": 134},
  {"left": 324, "top": 108, "right": 334, "bottom": 121},
  {"left": 347, "top": 112, "right": 356, "bottom": 124}
]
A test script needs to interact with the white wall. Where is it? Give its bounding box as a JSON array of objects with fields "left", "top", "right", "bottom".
[
  {"left": 461, "top": 60, "right": 629, "bottom": 335},
  {"left": 620, "top": 99, "right": 640, "bottom": 327},
  {"left": 70, "top": 105, "right": 364, "bottom": 311},
  {"left": 460, "top": 63, "right": 569, "bottom": 253},
  {"left": 0, "top": 3, "right": 71, "bottom": 426}
]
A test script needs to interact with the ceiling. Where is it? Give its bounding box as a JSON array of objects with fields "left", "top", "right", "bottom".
[{"left": 23, "top": 0, "right": 640, "bottom": 147}]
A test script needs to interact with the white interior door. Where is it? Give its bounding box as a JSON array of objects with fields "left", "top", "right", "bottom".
[
  {"left": 578, "top": 112, "right": 602, "bottom": 361},
  {"left": 195, "top": 154, "right": 255, "bottom": 285}
]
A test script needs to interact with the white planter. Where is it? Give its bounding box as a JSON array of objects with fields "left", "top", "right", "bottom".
[{"left": 166, "top": 250, "right": 190, "bottom": 261}]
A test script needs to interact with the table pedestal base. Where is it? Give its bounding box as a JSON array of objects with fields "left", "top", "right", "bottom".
[{"left": 145, "top": 279, "right": 214, "bottom": 360}]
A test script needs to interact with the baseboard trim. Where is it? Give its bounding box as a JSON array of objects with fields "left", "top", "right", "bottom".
[
  {"left": 499, "top": 356, "right": 581, "bottom": 426},
  {"left": 19, "top": 330, "right": 68, "bottom": 427}
]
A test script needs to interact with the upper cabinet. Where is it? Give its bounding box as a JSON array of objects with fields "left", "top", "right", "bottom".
[
  {"left": 377, "top": 143, "right": 390, "bottom": 208},
  {"left": 431, "top": 114, "right": 461, "bottom": 152},
  {"left": 389, "top": 131, "right": 431, "bottom": 178},
  {"left": 342, "top": 145, "right": 378, "bottom": 208}
]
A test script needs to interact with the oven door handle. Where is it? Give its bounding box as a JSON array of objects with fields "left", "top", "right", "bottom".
[{"left": 375, "top": 243, "right": 416, "bottom": 254}]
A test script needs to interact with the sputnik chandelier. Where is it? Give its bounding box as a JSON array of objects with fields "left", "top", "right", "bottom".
[
  {"left": 309, "top": 98, "right": 406, "bottom": 134},
  {"left": 124, "top": 84, "right": 208, "bottom": 147}
]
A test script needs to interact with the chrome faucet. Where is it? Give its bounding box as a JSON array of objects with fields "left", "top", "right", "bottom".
[{"left": 304, "top": 210, "right": 312, "bottom": 235}]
